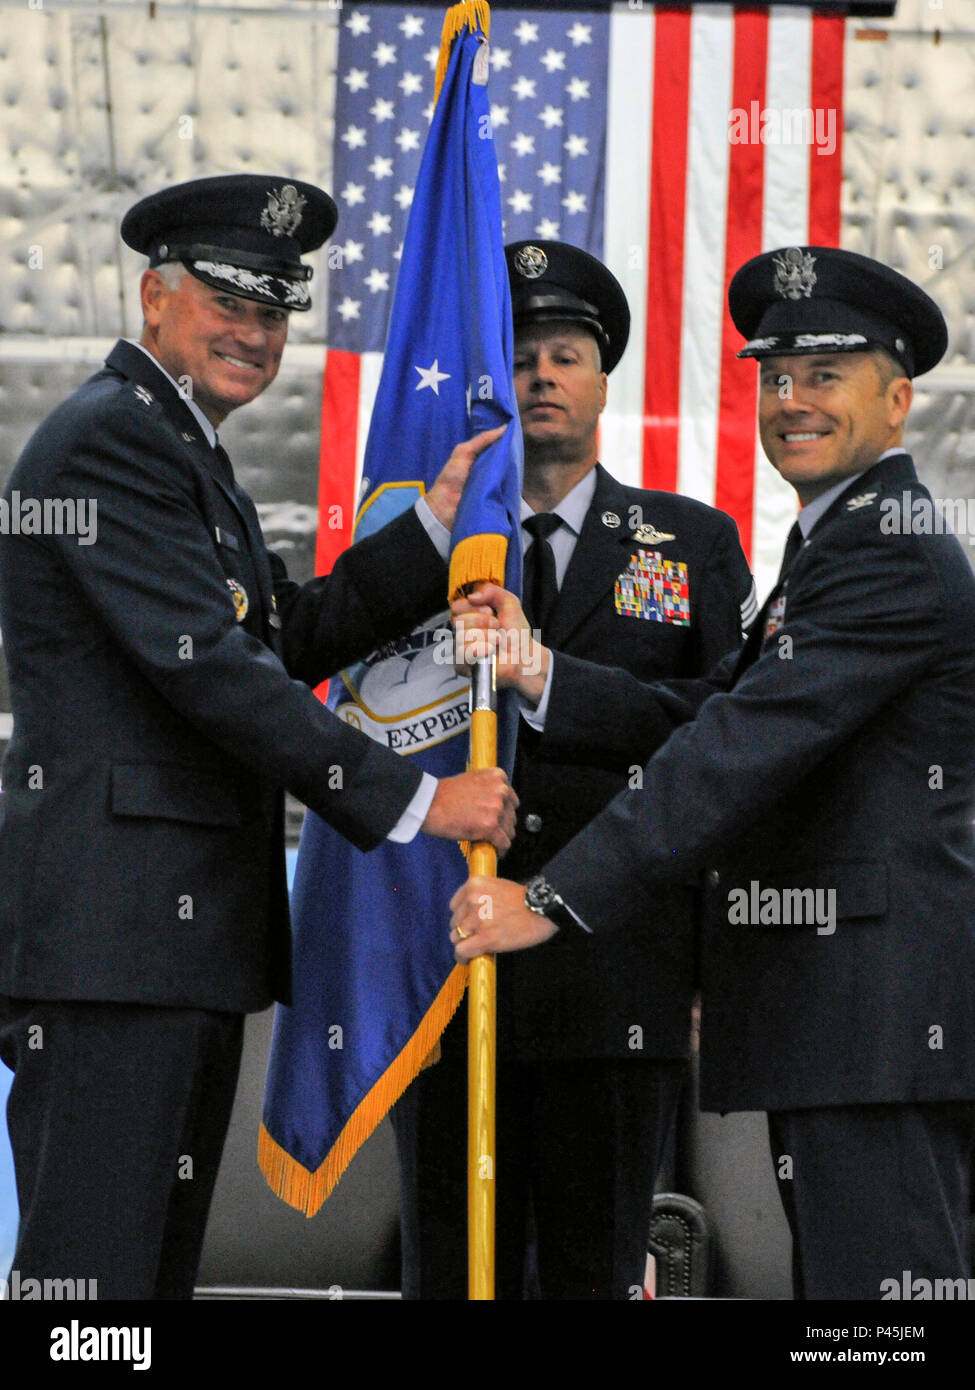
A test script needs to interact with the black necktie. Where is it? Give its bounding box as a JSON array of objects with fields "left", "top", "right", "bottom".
[
  {"left": 209, "top": 441, "right": 235, "bottom": 488},
  {"left": 777, "top": 520, "right": 803, "bottom": 584},
  {"left": 522, "top": 512, "right": 563, "bottom": 638}
]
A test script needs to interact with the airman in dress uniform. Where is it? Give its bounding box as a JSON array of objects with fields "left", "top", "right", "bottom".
[
  {"left": 393, "top": 241, "right": 755, "bottom": 1299},
  {"left": 450, "top": 246, "right": 975, "bottom": 1300},
  {"left": 0, "top": 174, "right": 515, "bottom": 1299}
]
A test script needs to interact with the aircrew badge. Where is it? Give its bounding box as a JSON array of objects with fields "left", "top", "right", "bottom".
[
  {"left": 260, "top": 183, "right": 306, "bottom": 238},
  {"left": 514, "top": 245, "right": 548, "bottom": 279},
  {"left": 227, "top": 578, "right": 249, "bottom": 622},
  {"left": 615, "top": 549, "right": 690, "bottom": 625},
  {"left": 846, "top": 492, "right": 877, "bottom": 511},
  {"left": 773, "top": 247, "right": 817, "bottom": 300},
  {"left": 632, "top": 524, "right": 676, "bottom": 545}
]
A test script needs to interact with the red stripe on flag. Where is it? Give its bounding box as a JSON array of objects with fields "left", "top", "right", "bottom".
[
  {"left": 643, "top": 8, "right": 692, "bottom": 494},
  {"left": 317, "top": 349, "right": 360, "bottom": 577},
  {"left": 714, "top": 11, "right": 769, "bottom": 561},
  {"left": 314, "top": 350, "right": 361, "bottom": 704},
  {"left": 808, "top": 15, "right": 844, "bottom": 247}
]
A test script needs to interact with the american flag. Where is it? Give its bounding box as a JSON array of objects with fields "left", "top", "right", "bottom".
[{"left": 317, "top": 4, "right": 844, "bottom": 600}]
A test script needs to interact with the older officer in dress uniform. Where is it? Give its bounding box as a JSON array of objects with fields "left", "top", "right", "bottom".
[
  {"left": 451, "top": 246, "right": 975, "bottom": 1301},
  {"left": 393, "top": 242, "right": 755, "bottom": 1299},
  {"left": 0, "top": 174, "right": 516, "bottom": 1300}
]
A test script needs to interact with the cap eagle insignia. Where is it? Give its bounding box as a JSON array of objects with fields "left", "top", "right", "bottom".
[
  {"left": 261, "top": 184, "right": 306, "bottom": 238},
  {"left": 773, "top": 247, "right": 817, "bottom": 300}
]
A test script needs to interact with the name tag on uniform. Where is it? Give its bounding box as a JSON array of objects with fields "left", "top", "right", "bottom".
[
  {"left": 764, "top": 592, "right": 787, "bottom": 639},
  {"left": 214, "top": 526, "right": 240, "bottom": 552},
  {"left": 614, "top": 548, "right": 690, "bottom": 625}
]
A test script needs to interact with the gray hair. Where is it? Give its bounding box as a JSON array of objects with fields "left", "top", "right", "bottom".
[{"left": 155, "top": 262, "right": 188, "bottom": 291}]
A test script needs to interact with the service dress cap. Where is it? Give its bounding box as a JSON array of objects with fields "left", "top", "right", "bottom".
[
  {"left": 121, "top": 174, "right": 338, "bottom": 312},
  {"left": 505, "top": 240, "right": 630, "bottom": 373},
  {"left": 729, "top": 245, "right": 947, "bottom": 378}
]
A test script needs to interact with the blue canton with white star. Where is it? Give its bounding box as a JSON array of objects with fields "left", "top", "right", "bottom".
[{"left": 328, "top": 5, "right": 608, "bottom": 352}]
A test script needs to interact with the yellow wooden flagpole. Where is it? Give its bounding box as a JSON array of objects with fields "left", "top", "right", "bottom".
[
  {"left": 434, "top": 0, "right": 500, "bottom": 1305},
  {"left": 467, "top": 655, "right": 497, "bottom": 1300}
]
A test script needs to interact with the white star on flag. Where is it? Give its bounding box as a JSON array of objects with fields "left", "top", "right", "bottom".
[
  {"left": 372, "top": 42, "right": 397, "bottom": 67},
  {"left": 538, "top": 162, "right": 561, "bottom": 186},
  {"left": 395, "top": 127, "right": 420, "bottom": 152},
  {"left": 364, "top": 269, "right": 390, "bottom": 294},
  {"left": 399, "top": 13, "right": 424, "bottom": 38},
  {"left": 341, "top": 240, "right": 364, "bottom": 265},
  {"left": 343, "top": 68, "right": 369, "bottom": 93},
  {"left": 398, "top": 71, "right": 423, "bottom": 95},
  {"left": 393, "top": 184, "right": 414, "bottom": 210},
  {"left": 535, "top": 218, "right": 559, "bottom": 238},
  {"left": 539, "top": 105, "right": 564, "bottom": 129},
  {"left": 540, "top": 49, "right": 566, "bottom": 73},
  {"left": 566, "top": 76, "right": 590, "bottom": 101},
  {"left": 567, "top": 22, "right": 592, "bottom": 47},
  {"left": 562, "top": 190, "right": 587, "bottom": 215},
  {"left": 490, "top": 47, "right": 512, "bottom": 71},
  {"left": 341, "top": 126, "right": 367, "bottom": 150},
  {"left": 336, "top": 297, "right": 361, "bottom": 321},
  {"left": 345, "top": 11, "right": 370, "bottom": 37},
  {"left": 514, "top": 20, "right": 539, "bottom": 44},
  {"left": 341, "top": 182, "right": 365, "bottom": 207},
  {"left": 508, "top": 189, "right": 533, "bottom": 213},
  {"left": 512, "top": 76, "right": 536, "bottom": 100},
  {"left": 414, "top": 360, "right": 451, "bottom": 394},
  {"left": 368, "top": 156, "right": 394, "bottom": 179},
  {"left": 370, "top": 98, "right": 395, "bottom": 122},
  {"left": 564, "top": 134, "right": 588, "bottom": 158},
  {"left": 511, "top": 132, "right": 535, "bottom": 157},
  {"left": 367, "top": 211, "right": 392, "bottom": 235},
  {"left": 491, "top": 105, "right": 510, "bottom": 128}
]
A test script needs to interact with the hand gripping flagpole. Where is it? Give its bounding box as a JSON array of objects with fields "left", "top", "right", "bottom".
[{"left": 467, "top": 653, "right": 498, "bottom": 1300}]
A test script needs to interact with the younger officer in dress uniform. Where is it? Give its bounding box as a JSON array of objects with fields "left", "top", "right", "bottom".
[
  {"left": 0, "top": 174, "right": 515, "bottom": 1299},
  {"left": 393, "top": 241, "right": 755, "bottom": 1299},
  {"left": 451, "top": 246, "right": 975, "bottom": 1301}
]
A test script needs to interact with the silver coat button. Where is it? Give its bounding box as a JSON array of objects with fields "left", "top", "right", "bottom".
[
  {"left": 707, "top": 869, "right": 721, "bottom": 887},
  {"left": 524, "top": 813, "right": 543, "bottom": 833}
]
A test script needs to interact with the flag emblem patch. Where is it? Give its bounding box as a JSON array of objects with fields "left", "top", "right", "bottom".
[{"left": 615, "top": 549, "right": 690, "bottom": 625}]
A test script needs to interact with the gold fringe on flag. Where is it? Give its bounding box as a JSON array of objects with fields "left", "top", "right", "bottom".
[
  {"left": 434, "top": 1, "right": 491, "bottom": 106},
  {"left": 449, "top": 532, "right": 508, "bottom": 602},
  {"left": 258, "top": 963, "right": 468, "bottom": 1217}
]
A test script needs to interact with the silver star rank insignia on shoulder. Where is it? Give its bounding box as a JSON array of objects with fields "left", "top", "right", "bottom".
[
  {"left": 632, "top": 524, "right": 676, "bottom": 545},
  {"left": 845, "top": 492, "right": 878, "bottom": 511},
  {"left": 133, "top": 385, "right": 154, "bottom": 406}
]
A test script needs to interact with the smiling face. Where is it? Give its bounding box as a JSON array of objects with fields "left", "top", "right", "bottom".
[
  {"left": 513, "top": 322, "right": 607, "bottom": 469},
  {"left": 758, "top": 351, "right": 913, "bottom": 505},
  {"left": 139, "top": 268, "right": 289, "bottom": 426}
]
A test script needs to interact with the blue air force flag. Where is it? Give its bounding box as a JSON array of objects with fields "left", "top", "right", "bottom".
[{"left": 260, "top": 3, "right": 521, "bottom": 1214}]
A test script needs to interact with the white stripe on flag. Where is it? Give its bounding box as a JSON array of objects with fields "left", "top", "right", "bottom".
[
  {"left": 677, "top": 9, "right": 734, "bottom": 507},
  {"left": 355, "top": 351, "right": 384, "bottom": 513},
  {"left": 603, "top": 8, "right": 654, "bottom": 489},
  {"left": 751, "top": 7, "right": 815, "bottom": 598},
  {"left": 762, "top": 8, "right": 812, "bottom": 250}
]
